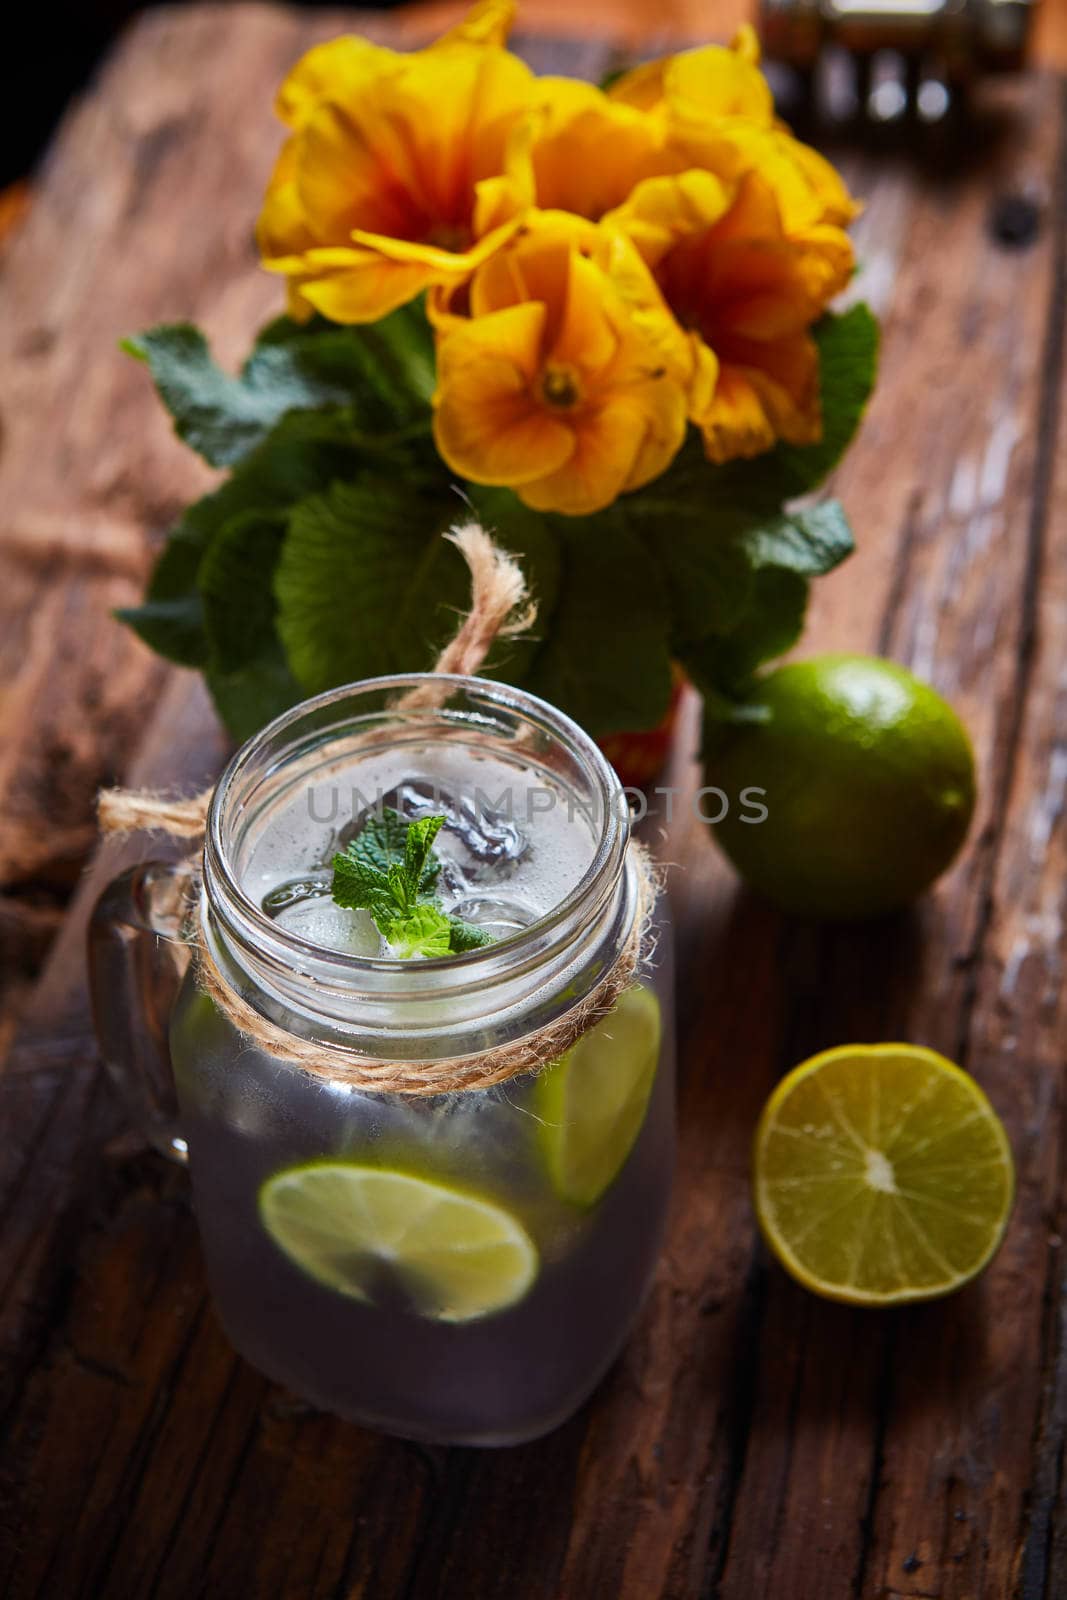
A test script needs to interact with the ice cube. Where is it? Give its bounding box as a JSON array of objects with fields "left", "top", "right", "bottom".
[
  {"left": 449, "top": 894, "right": 538, "bottom": 940},
  {"left": 261, "top": 872, "right": 333, "bottom": 917},
  {"left": 338, "top": 780, "right": 529, "bottom": 882},
  {"left": 272, "top": 900, "right": 383, "bottom": 957}
]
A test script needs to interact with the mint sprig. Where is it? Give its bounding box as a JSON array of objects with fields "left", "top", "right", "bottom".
[{"left": 331, "top": 809, "right": 494, "bottom": 959}]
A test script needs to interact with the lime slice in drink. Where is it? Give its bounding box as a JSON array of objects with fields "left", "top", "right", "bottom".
[
  {"left": 259, "top": 1163, "right": 538, "bottom": 1322},
  {"left": 753, "top": 1044, "right": 1014, "bottom": 1306},
  {"left": 538, "top": 984, "right": 662, "bottom": 1207}
]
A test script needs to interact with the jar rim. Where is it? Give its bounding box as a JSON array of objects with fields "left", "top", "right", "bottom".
[{"left": 203, "top": 673, "right": 629, "bottom": 993}]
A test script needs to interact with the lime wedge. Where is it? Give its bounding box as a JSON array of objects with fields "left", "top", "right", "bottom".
[
  {"left": 259, "top": 1163, "right": 538, "bottom": 1322},
  {"left": 753, "top": 1044, "right": 1014, "bottom": 1306},
  {"left": 538, "top": 984, "right": 662, "bottom": 1207}
]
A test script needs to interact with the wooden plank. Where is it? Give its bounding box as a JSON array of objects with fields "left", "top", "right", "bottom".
[
  {"left": 709, "top": 75, "right": 1067, "bottom": 1599},
  {"left": 0, "top": 8, "right": 1065, "bottom": 1599}
]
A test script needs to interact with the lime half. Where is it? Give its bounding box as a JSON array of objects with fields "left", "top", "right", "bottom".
[
  {"left": 753, "top": 1044, "right": 1014, "bottom": 1306},
  {"left": 259, "top": 1163, "right": 538, "bottom": 1323},
  {"left": 538, "top": 984, "right": 662, "bottom": 1207}
]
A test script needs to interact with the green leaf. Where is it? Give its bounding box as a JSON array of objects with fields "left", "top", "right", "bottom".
[
  {"left": 125, "top": 325, "right": 354, "bottom": 468},
  {"left": 330, "top": 808, "right": 491, "bottom": 959},
  {"left": 117, "top": 522, "right": 209, "bottom": 666},
  {"left": 626, "top": 498, "right": 755, "bottom": 651},
  {"left": 255, "top": 302, "right": 437, "bottom": 419},
  {"left": 523, "top": 516, "right": 673, "bottom": 737},
  {"left": 275, "top": 479, "right": 474, "bottom": 692},
  {"left": 447, "top": 918, "right": 495, "bottom": 952},
  {"left": 206, "top": 645, "right": 305, "bottom": 744},
  {"left": 769, "top": 304, "right": 880, "bottom": 499},
  {"left": 681, "top": 567, "right": 809, "bottom": 700},
  {"left": 126, "top": 303, "right": 437, "bottom": 469},
  {"left": 199, "top": 509, "right": 289, "bottom": 673},
  {"left": 461, "top": 488, "right": 563, "bottom": 685},
  {"left": 117, "top": 410, "right": 371, "bottom": 672},
  {"left": 740, "top": 500, "right": 855, "bottom": 577},
  {"left": 340, "top": 808, "right": 411, "bottom": 880},
  {"left": 331, "top": 855, "right": 394, "bottom": 922},
  {"left": 404, "top": 814, "right": 445, "bottom": 897},
  {"left": 331, "top": 808, "right": 442, "bottom": 918},
  {"left": 382, "top": 904, "right": 453, "bottom": 960},
  {"left": 192, "top": 425, "right": 366, "bottom": 738}
]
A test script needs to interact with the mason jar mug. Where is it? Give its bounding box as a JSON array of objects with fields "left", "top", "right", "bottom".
[{"left": 88, "top": 675, "right": 676, "bottom": 1446}]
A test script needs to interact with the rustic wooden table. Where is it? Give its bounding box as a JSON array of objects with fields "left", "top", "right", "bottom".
[{"left": 1, "top": 7, "right": 1065, "bottom": 1597}]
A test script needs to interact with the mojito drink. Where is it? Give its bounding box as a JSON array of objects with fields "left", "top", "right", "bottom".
[{"left": 170, "top": 683, "right": 675, "bottom": 1445}]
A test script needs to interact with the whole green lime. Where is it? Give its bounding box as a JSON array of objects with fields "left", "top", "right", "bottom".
[{"left": 705, "top": 655, "right": 976, "bottom": 919}]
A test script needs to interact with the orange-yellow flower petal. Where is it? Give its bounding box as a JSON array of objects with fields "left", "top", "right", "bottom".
[
  {"left": 258, "top": 7, "right": 536, "bottom": 322},
  {"left": 611, "top": 29, "right": 773, "bottom": 124},
  {"left": 606, "top": 29, "right": 859, "bottom": 234},
  {"left": 699, "top": 333, "right": 821, "bottom": 462},
  {"left": 436, "top": 0, "right": 516, "bottom": 48},
  {"left": 518, "top": 36, "right": 858, "bottom": 258},
  {"left": 610, "top": 168, "right": 852, "bottom": 462},
  {"left": 434, "top": 303, "right": 577, "bottom": 486},
  {"left": 432, "top": 218, "right": 690, "bottom": 514},
  {"left": 275, "top": 37, "right": 392, "bottom": 130},
  {"left": 522, "top": 79, "right": 665, "bottom": 220},
  {"left": 518, "top": 391, "right": 668, "bottom": 514}
]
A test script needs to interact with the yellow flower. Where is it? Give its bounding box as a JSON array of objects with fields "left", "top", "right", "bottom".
[
  {"left": 517, "top": 79, "right": 663, "bottom": 223},
  {"left": 607, "top": 167, "right": 854, "bottom": 461},
  {"left": 431, "top": 215, "right": 693, "bottom": 514},
  {"left": 607, "top": 25, "right": 770, "bottom": 121},
  {"left": 614, "top": 29, "right": 858, "bottom": 237},
  {"left": 257, "top": 0, "right": 535, "bottom": 322},
  {"left": 522, "top": 28, "right": 856, "bottom": 238}
]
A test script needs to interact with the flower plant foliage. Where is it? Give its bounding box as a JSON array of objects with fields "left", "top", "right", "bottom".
[{"left": 120, "top": 0, "right": 877, "bottom": 742}]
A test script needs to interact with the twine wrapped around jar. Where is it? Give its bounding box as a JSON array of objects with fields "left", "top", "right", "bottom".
[{"left": 97, "top": 523, "right": 661, "bottom": 1095}]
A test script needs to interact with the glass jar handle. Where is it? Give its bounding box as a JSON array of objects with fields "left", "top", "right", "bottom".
[{"left": 87, "top": 861, "right": 195, "bottom": 1163}]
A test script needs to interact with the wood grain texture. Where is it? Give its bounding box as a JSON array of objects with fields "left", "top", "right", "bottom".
[{"left": 0, "top": 7, "right": 1065, "bottom": 1598}]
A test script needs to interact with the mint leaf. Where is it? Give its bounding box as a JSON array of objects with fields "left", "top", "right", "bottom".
[
  {"left": 403, "top": 815, "right": 444, "bottom": 896},
  {"left": 382, "top": 904, "right": 453, "bottom": 960},
  {"left": 341, "top": 808, "right": 411, "bottom": 879},
  {"left": 447, "top": 918, "right": 495, "bottom": 952},
  {"left": 331, "top": 851, "right": 396, "bottom": 922},
  {"left": 330, "top": 808, "right": 491, "bottom": 959}
]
